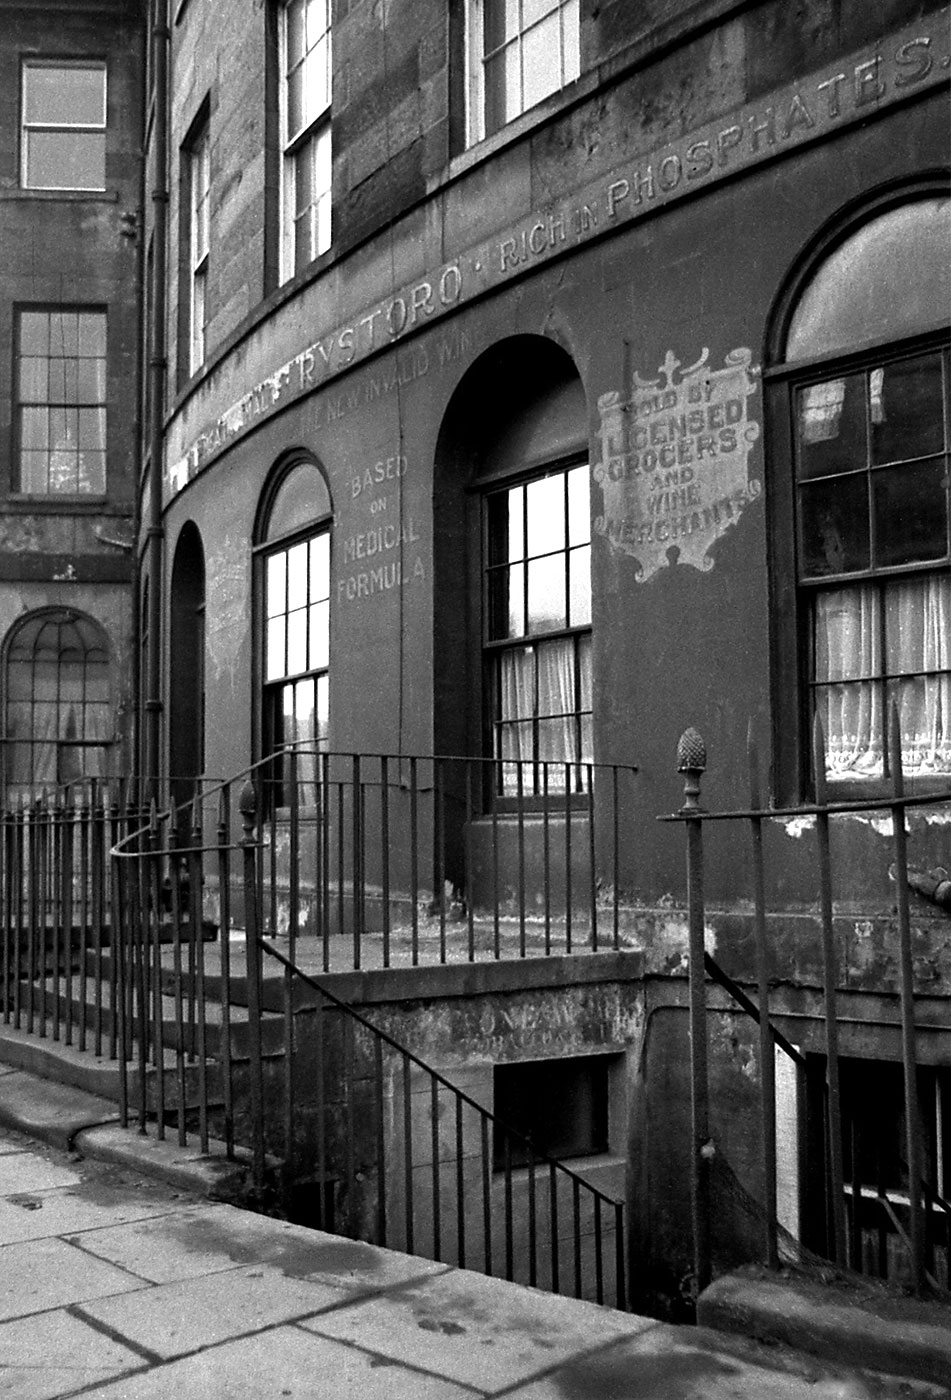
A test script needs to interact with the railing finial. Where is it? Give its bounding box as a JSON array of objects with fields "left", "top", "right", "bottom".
[
  {"left": 677, "top": 727, "right": 706, "bottom": 812},
  {"left": 239, "top": 779, "right": 257, "bottom": 841}
]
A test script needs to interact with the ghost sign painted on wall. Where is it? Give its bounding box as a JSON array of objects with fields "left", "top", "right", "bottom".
[{"left": 593, "top": 346, "right": 761, "bottom": 581}]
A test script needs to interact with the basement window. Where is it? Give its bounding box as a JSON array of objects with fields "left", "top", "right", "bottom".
[{"left": 493, "top": 1053, "right": 611, "bottom": 1169}]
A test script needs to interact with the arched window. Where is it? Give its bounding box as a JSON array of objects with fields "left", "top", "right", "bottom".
[
  {"left": 436, "top": 337, "right": 591, "bottom": 800},
  {"left": 769, "top": 193, "right": 951, "bottom": 793},
  {"left": 255, "top": 458, "right": 332, "bottom": 803},
  {"left": 3, "top": 608, "right": 112, "bottom": 797}
]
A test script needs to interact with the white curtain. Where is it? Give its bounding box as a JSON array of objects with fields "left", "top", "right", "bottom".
[
  {"left": 816, "top": 575, "right": 951, "bottom": 780},
  {"left": 499, "top": 637, "right": 592, "bottom": 794}
]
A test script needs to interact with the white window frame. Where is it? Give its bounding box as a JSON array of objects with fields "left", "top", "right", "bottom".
[
  {"left": 188, "top": 126, "right": 210, "bottom": 375},
  {"left": 465, "top": 0, "right": 580, "bottom": 147},
  {"left": 279, "top": 0, "right": 332, "bottom": 284},
  {"left": 21, "top": 59, "right": 107, "bottom": 192}
]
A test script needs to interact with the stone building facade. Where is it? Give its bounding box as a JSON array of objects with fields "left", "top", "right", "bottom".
[
  {"left": 0, "top": 0, "right": 142, "bottom": 797},
  {"left": 135, "top": 0, "right": 950, "bottom": 1312}
]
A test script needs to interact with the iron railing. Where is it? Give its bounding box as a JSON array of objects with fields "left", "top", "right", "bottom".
[
  {"left": 664, "top": 708, "right": 951, "bottom": 1297},
  {"left": 99, "top": 763, "right": 627, "bottom": 1309},
  {"left": 246, "top": 749, "right": 639, "bottom": 969}
]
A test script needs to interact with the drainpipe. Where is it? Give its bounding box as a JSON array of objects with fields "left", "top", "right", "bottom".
[{"left": 146, "top": 0, "right": 169, "bottom": 797}]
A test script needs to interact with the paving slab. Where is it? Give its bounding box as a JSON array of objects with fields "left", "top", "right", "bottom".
[
  {"left": 0, "top": 1308, "right": 144, "bottom": 1400},
  {"left": 0, "top": 1150, "right": 80, "bottom": 1194},
  {"left": 72, "top": 1325, "right": 481, "bottom": 1399},
  {"left": 0, "top": 1187, "right": 175, "bottom": 1246},
  {"left": 0, "top": 1235, "right": 146, "bottom": 1321},
  {"left": 302, "top": 1265, "right": 656, "bottom": 1392},
  {"left": 76, "top": 1261, "right": 355, "bottom": 1359}
]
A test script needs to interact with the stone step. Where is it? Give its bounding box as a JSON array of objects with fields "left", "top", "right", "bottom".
[
  {"left": 19, "top": 980, "right": 286, "bottom": 1060},
  {"left": 0, "top": 1019, "right": 222, "bottom": 1111}
]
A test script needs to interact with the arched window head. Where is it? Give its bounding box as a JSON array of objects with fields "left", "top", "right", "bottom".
[
  {"left": 770, "top": 194, "right": 951, "bottom": 794},
  {"left": 257, "top": 458, "right": 332, "bottom": 806},
  {"left": 263, "top": 459, "right": 331, "bottom": 542},
  {"left": 786, "top": 197, "right": 951, "bottom": 362},
  {"left": 4, "top": 609, "right": 112, "bottom": 798}
]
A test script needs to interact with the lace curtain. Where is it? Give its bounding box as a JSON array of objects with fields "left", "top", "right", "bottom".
[{"left": 815, "top": 573, "right": 951, "bottom": 780}]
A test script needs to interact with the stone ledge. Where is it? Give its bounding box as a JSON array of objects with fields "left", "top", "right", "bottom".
[{"left": 698, "top": 1267, "right": 951, "bottom": 1390}]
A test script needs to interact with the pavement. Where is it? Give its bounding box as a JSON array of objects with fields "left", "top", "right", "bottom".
[
  {"left": 0, "top": 1113, "right": 948, "bottom": 1400},
  {"left": 0, "top": 1056, "right": 949, "bottom": 1399}
]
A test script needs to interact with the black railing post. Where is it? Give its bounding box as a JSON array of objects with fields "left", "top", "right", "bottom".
[
  {"left": 240, "top": 780, "right": 266, "bottom": 1191},
  {"left": 748, "top": 725, "right": 778, "bottom": 1269},
  {"left": 677, "top": 727, "right": 711, "bottom": 1298},
  {"left": 888, "top": 702, "right": 925, "bottom": 1292},
  {"left": 813, "top": 715, "right": 847, "bottom": 1267}
]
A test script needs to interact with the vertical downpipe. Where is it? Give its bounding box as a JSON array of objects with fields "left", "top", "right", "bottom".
[
  {"left": 677, "top": 727, "right": 711, "bottom": 1297},
  {"left": 145, "top": 0, "right": 169, "bottom": 796}
]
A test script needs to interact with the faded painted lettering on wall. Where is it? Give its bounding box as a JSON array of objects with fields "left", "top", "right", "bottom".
[{"left": 594, "top": 347, "right": 761, "bottom": 581}]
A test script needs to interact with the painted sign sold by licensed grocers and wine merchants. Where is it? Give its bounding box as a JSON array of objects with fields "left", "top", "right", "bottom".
[{"left": 593, "top": 346, "right": 761, "bottom": 582}]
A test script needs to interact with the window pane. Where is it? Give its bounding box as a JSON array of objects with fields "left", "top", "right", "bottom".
[
  {"left": 19, "top": 451, "right": 47, "bottom": 493},
  {"left": 526, "top": 473, "right": 564, "bottom": 555},
  {"left": 487, "top": 563, "right": 518, "bottom": 640},
  {"left": 79, "top": 313, "right": 106, "bottom": 357},
  {"left": 522, "top": 13, "right": 561, "bottom": 110},
  {"left": 562, "top": 0, "right": 581, "bottom": 80},
  {"left": 796, "top": 374, "right": 866, "bottom": 480},
  {"left": 20, "top": 357, "right": 46, "bottom": 400},
  {"left": 50, "top": 313, "right": 79, "bottom": 356},
  {"left": 786, "top": 199, "right": 951, "bottom": 361},
  {"left": 484, "top": 0, "right": 520, "bottom": 50},
  {"left": 25, "top": 131, "right": 105, "bottom": 190},
  {"left": 536, "top": 637, "right": 573, "bottom": 716},
  {"left": 286, "top": 541, "right": 308, "bottom": 610},
  {"left": 314, "top": 673, "right": 329, "bottom": 740},
  {"left": 873, "top": 460, "right": 948, "bottom": 569},
  {"left": 568, "top": 543, "right": 591, "bottom": 625},
  {"left": 267, "top": 552, "right": 286, "bottom": 617},
  {"left": 286, "top": 608, "right": 307, "bottom": 674},
  {"left": 799, "top": 476, "right": 870, "bottom": 577},
  {"left": 309, "top": 598, "right": 329, "bottom": 670},
  {"left": 814, "top": 586, "right": 881, "bottom": 684},
  {"left": 78, "top": 407, "right": 105, "bottom": 451},
  {"left": 312, "top": 596, "right": 330, "bottom": 666},
  {"left": 527, "top": 554, "right": 566, "bottom": 631},
  {"left": 24, "top": 65, "right": 105, "bottom": 124},
  {"left": 287, "top": 66, "right": 304, "bottom": 141},
  {"left": 266, "top": 615, "right": 286, "bottom": 681},
  {"left": 20, "top": 313, "right": 48, "bottom": 355},
  {"left": 484, "top": 45, "right": 520, "bottom": 134},
  {"left": 21, "top": 408, "right": 48, "bottom": 449},
  {"left": 871, "top": 354, "right": 945, "bottom": 465},
  {"left": 524, "top": 0, "right": 560, "bottom": 26},
  {"left": 487, "top": 489, "right": 520, "bottom": 566},
  {"left": 286, "top": 0, "right": 306, "bottom": 67},
  {"left": 266, "top": 463, "right": 330, "bottom": 540},
  {"left": 78, "top": 450, "right": 106, "bottom": 495}
]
